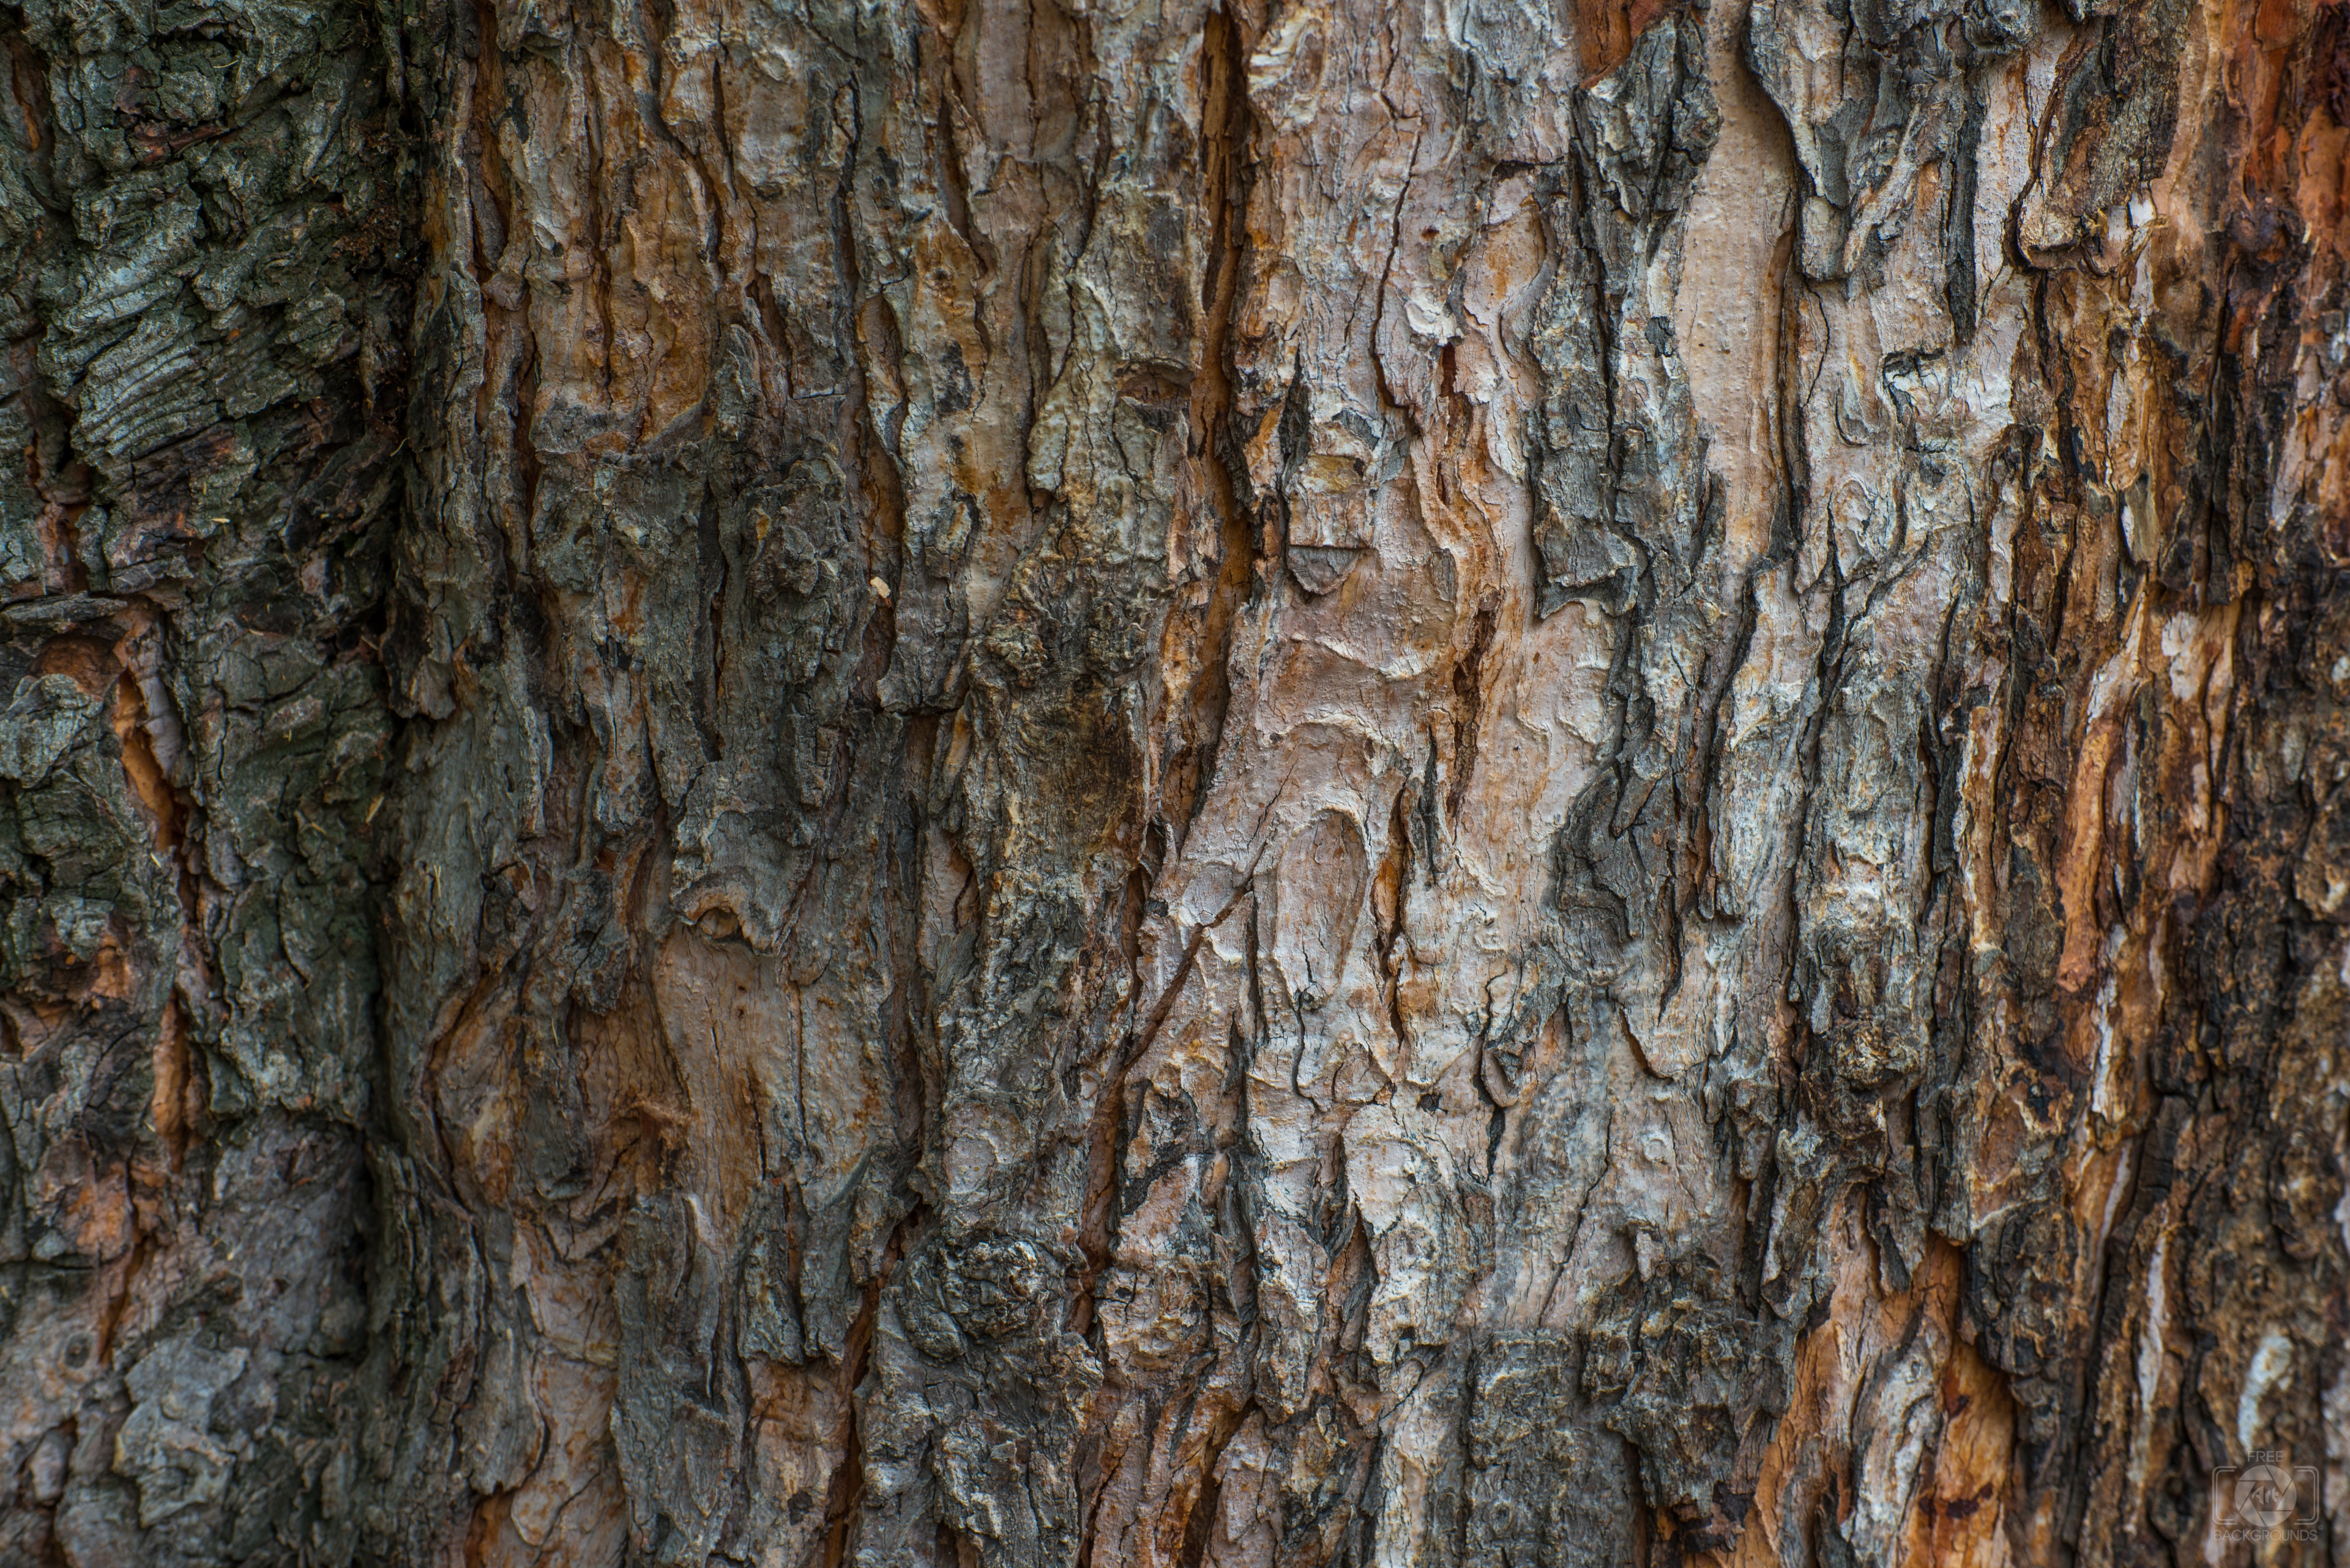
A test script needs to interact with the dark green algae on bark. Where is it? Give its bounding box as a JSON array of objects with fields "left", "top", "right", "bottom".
[{"left": 0, "top": 0, "right": 420, "bottom": 1552}]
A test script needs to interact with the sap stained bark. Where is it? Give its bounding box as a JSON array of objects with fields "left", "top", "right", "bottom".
[{"left": 1, "top": 0, "right": 2346, "bottom": 1562}]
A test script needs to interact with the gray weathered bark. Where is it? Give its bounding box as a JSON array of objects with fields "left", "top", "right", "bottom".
[{"left": 1, "top": 0, "right": 2346, "bottom": 1561}]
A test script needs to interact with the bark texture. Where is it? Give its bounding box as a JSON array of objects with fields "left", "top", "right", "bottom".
[{"left": 1, "top": 0, "right": 2348, "bottom": 1559}]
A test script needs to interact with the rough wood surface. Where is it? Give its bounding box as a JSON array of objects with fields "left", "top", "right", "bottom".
[{"left": 0, "top": 0, "right": 2346, "bottom": 1560}]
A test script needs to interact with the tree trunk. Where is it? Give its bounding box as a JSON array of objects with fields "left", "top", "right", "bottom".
[{"left": 1, "top": 0, "right": 2346, "bottom": 1559}]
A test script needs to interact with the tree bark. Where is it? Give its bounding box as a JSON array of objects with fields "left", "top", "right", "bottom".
[{"left": 1, "top": 0, "right": 2346, "bottom": 1559}]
